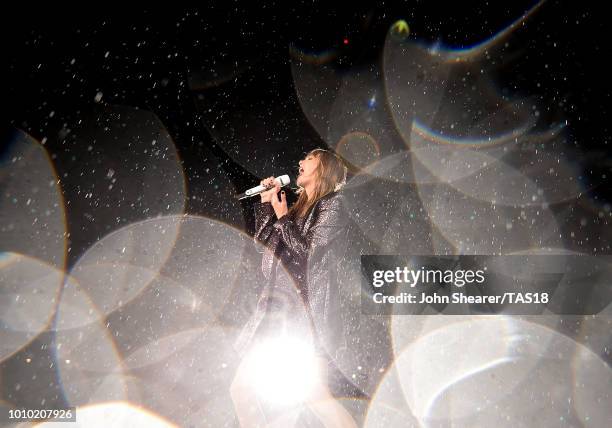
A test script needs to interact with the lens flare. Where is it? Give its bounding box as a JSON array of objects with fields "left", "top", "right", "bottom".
[{"left": 244, "top": 336, "right": 320, "bottom": 406}]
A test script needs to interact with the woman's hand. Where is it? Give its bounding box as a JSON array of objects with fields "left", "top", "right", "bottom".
[
  {"left": 259, "top": 176, "right": 278, "bottom": 203},
  {"left": 271, "top": 189, "right": 288, "bottom": 220},
  {"left": 259, "top": 176, "right": 288, "bottom": 219}
]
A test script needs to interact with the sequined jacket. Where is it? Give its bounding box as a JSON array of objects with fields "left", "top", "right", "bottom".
[{"left": 234, "top": 191, "right": 350, "bottom": 360}]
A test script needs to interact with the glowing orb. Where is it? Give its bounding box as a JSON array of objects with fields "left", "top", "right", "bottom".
[
  {"left": 244, "top": 336, "right": 320, "bottom": 406},
  {"left": 391, "top": 20, "right": 410, "bottom": 37}
]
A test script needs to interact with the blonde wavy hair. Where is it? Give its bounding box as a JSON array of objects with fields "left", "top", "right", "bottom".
[{"left": 289, "top": 148, "right": 348, "bottom": 219}]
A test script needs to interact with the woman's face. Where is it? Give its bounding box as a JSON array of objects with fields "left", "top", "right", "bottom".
[{"left": 297, "top": 153, "right": 319, "bottom": 188}]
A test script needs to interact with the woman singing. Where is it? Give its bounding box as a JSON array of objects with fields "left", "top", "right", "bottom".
[{"left": 231, "top": 148, "right": 357, "bottom": 427}]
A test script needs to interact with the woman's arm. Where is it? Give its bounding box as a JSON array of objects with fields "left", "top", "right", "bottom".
[
  {"left": 272, "top": 193, "right": 348, "bottom": 260},
  {"left": 252, "top": 176, "right": 282, "bottom": 251},
  {"left": 253, "top": 201, "right": 277, "bottom": 248}
]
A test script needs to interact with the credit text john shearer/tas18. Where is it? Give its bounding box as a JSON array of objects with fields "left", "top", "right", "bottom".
[{"left": 373, "top": 292, "right": 550, "bottom": 304}]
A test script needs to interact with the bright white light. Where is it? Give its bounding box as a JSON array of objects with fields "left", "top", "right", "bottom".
[{"left": 244, "top": 336, "right": 320, "bottom": 406}]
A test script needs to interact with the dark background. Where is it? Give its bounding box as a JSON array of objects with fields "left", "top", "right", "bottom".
[{"left": 2, "top": 1, "right": 609, "bottom": 266}]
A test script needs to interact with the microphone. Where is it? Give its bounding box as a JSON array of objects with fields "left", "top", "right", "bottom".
[{"left": 236, "top": 175, "right": 291, "bottom": 200}]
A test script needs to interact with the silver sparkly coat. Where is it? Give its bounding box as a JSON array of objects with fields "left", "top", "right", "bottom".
[{"left": 234, "top": 191, "right": 350, "bottom": 360}]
